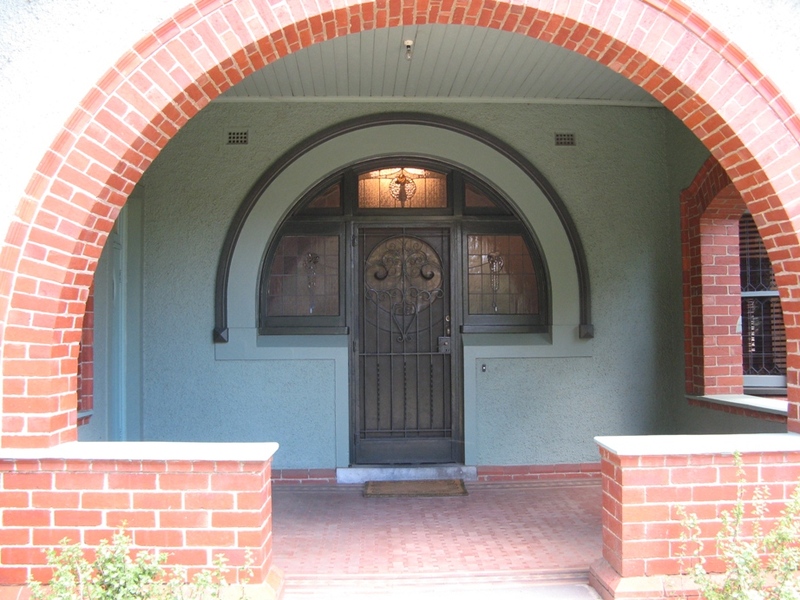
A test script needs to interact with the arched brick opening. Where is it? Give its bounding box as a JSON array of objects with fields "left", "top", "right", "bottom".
[
  {"left": 682, "top": 155, "right": 791, "bottom": 426},
  {"left": 3, "top": 0, "right": 800, "bottom": 447}
]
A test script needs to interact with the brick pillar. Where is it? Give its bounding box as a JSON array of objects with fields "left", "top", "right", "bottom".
[
  {"left": 590, "top": 435, "right": 800, "bottom": 600},
  {"left": 0, "top": 442, "right": 283, "bottom": 598}
]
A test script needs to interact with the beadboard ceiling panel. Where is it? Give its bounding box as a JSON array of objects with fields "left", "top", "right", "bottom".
[{"left": 219, "top": 25, "right": 658, "bottom": 104}]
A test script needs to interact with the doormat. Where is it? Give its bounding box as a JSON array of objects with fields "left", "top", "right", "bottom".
[{"left": 363, "top": 479, "right": 468, "bottom": 497}]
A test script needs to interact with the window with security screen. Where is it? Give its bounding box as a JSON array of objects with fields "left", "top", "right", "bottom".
[{"left": 740, "top": 213, "right": 786, "bottom": 391}]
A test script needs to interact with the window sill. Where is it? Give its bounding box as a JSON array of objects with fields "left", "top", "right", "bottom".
[
  {"left": 744, "top": 386, "right": 787, "bottom": 398},
  {"left": 687, "top": 394, "right": 788, "bottom": 417}
]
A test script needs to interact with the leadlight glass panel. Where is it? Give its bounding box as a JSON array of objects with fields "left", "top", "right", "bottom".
[
  {"left": 304, "top": 183, "right": 341, "bottom": 210},
  {"left": 266, "top": 235, "right": 339, "bottom": 316},
  {"left": 465, "top": 182, "right": 498, "bottom": 209},
  {"left": 467, "top": 234, "right": 539, "bottom": 315},
  {"left": 358, "top": 168, "right": 447, "bottom": 209}
]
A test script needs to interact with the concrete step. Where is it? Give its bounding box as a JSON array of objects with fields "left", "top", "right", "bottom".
[
  {"left": 336, "top": 464, "right": 478, "bottom": 484},
  {"left": 283, "top": 569, "right": 600, "bottom": 599}
]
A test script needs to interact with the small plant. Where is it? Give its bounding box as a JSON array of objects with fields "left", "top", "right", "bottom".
[
  {"left": 28, "top": 528, "right": 254, "bottom": 600},
  {"left": 679, "top": 452, "right": 800, "bottom": 600}
]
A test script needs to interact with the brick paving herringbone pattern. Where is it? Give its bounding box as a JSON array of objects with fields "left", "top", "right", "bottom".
[{"left": 272, "top": 479, "right": 603, "bottom": 598}]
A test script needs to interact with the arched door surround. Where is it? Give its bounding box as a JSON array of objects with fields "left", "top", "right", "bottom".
[
  {"left": 211, "top": 119, "right": 591, "bottom": 467},
  {"left": 213, "top": 115, "right": 586, "bottom": 345}
]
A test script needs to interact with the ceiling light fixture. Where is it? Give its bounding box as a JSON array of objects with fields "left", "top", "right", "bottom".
[{"left": 404, "top": 39, "right": 414, "bottom": 60}]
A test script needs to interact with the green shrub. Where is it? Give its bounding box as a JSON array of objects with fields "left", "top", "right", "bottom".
[
  {"left": 28, "top": 529, "right": 253, "bottom": 600},
  {"left": 680, "top": 453, "right": 800, "bottom": 600}
]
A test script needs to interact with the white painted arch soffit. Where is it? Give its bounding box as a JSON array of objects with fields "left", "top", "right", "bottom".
[{"left": 216, "top": 25, "right": 660, "bottom": 106}]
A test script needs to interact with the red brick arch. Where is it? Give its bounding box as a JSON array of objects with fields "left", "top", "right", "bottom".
[{"left": 3, "top": 0, "right": 800, "bottom": 447}]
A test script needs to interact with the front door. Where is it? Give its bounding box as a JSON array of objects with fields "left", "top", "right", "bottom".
[{"left": 354, "top": 227, "right": 458, "bottom": 464}]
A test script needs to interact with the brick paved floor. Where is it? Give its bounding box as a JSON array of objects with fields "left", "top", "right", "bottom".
[{"left": 272, "top": 479, "right": 603, "bottom": 598}]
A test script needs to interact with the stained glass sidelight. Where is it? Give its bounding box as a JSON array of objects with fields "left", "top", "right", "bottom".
[
  {"left": 467, "top": 234, "right": 539, "bottom": 315},
  {"left": 266, "top": 235, "right": 339, "bottom": 316}
]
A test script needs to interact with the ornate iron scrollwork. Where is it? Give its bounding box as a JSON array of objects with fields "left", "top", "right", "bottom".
[{"left": 364, "top": 236, "right": 444, "bottom": 341}]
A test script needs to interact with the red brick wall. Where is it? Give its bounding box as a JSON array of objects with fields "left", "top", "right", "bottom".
[
  {"left": 272, "top": 468, "right": 337, "bottom": 485},
  {"left": 0, "top": 452, "right": 274, "bottom": 587},
  {"left": 476, "top": 463, "right": 601, "bottom": 482},
  {"left": 597, "top": 446, "right": 800, "bottom": 580}
]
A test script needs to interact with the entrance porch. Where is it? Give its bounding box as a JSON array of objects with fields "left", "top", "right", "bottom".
[{"left": 272, "top": 479, "right": 602, "bottom": 598}]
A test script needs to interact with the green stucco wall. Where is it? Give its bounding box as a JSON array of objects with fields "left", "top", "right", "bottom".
[{"left": 87, "top": 100, "right": 750, "bottom": 468}]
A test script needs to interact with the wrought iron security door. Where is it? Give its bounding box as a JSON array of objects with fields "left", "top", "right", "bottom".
[{"left": 355, "top": 228, "right": 456, "bottom": 464}]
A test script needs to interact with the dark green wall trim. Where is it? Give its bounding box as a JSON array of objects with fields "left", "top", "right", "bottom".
[{"left": 213, "top": 113, "right": 593, "bottom": 342}]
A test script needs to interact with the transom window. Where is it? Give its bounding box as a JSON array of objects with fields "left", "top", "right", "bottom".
[
  {"left": 358, "top": 168, "right": 448, "bottom": 209},
  {"left": 259, "top": 160, "right": 548, "bottom": 335}
]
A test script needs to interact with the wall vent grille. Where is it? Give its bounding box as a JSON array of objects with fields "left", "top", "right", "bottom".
[
  {"left": 226, "top": 129, "right": 249, "bottom": 145},
  {"left": 554, "top": 133, "right": 576, "bottom": 146}
]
